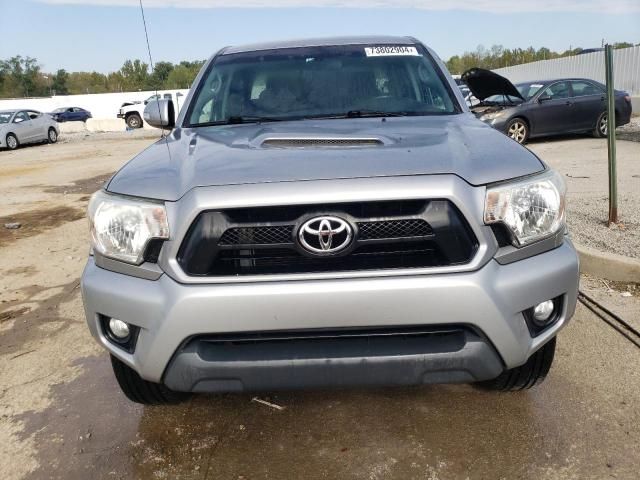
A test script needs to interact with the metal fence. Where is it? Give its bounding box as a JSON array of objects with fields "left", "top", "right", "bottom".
[{"left": 493, "top": 46, "right": 640, "bottom": 96}]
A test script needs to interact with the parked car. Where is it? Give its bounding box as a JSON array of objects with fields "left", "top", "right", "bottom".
[
  {"left": 462, "top": 68, "right": 632, "bottom": 144},
  {"left": 117, "top": 91, "right": 186, "bottom": 129},
  {"left": 82, "top": 36, "right": 578, "bottom": 405},
  {"left": 50, "top": 107, "right": 92, "bottom": 123},
  {"left": 0, "top": 109, "right": 59, "bottom": 150}
]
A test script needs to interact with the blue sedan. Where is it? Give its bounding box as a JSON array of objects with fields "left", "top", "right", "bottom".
[{"left": 50, "top": 107, "right": 92, "bottom": 123}]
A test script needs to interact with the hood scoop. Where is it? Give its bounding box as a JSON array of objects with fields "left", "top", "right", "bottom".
[{"left": 261, "top": 137, "right": 385, "bottom": 149}]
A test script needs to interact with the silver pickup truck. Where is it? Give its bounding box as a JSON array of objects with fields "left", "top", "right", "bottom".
[{"left": 81, "top": 36, "right": 579, "bottom": 404}]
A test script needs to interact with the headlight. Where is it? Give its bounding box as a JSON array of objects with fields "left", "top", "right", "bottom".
[
  {"left": 88, "top": 190, "right": 169, "bottom": 264},
  {"left": 480, "top": 111, "right": 503, "bottom": 121},
  {"left": 484, "top": 170, "right": 566, "bottom": 246}
]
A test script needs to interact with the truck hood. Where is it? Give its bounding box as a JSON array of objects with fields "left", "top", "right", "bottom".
[
  {"left": 107, "top": 114, "right": 544, "bottom": 201},
  {"left": 461, "top": 68, "right": 524, "bottom": 102}
]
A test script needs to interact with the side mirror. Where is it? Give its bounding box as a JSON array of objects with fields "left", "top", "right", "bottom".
[
  {"left": 14, "top": 117, "right": 24, "bottom": 123},
  {"left": 538, "top": 94, "right": 552, "bottom": 103},
  {"left": 144, "top": 99, "right": 175, "bottom": 129}
]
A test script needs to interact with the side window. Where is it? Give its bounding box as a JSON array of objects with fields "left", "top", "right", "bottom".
[
  {"left": 13, "top": 112, "right": 29, "bottom": 123},
  {"left": 571, "top": 81, "right": 601, "bottom": 97},
  {"left": 542, "top": 82, "right": 570, "bottom": 100},
  {"left": 27, "top": 111, "right": 41, "bottom": 119}
]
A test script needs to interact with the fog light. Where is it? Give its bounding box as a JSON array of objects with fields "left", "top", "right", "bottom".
[
  {"left": 108, "top": 318, "right": 130, "bottom": 339},
  {"left": 532, "top": 300, "right": 555, "bottom": 324}
]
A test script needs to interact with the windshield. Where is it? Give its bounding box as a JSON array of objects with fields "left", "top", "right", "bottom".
[
  {"left": 186, "top": 44, "right": 458, "bottom": 126},
  {"left": 0, "top": 112, "right": 15, "bottom": 124},
  {"left": 516, "top": 83, "right": 546, "bottom": 100},
  {"left": 483, "top": 94, "right": 523, "bottom": 105},
  {"left": 52, "top": 108, "right": 66, "bottom": 113}
]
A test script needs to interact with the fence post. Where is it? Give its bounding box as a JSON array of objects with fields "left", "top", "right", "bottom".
[{"left": 605, "top": 44, "right": 618, "bottom": 226}]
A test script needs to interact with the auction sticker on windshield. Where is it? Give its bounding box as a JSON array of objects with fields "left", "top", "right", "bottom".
[{"left": 364, "top": 46, "right": 419, "bottom": 57}]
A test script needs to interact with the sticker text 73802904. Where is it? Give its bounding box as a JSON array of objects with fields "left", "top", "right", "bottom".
[{"left": 364, "top": 46, "right": 420, "bottom": 57}]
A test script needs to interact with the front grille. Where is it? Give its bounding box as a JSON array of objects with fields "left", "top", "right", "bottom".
[
  {"left": 191, "top": 326, "right": 468, "bottom": 361},
  {"left": 177, "top": 200, "right": 478, "bottom": 277}
]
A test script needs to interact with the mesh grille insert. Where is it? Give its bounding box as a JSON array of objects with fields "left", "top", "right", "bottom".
[
  {"left": 219, "top": 225, "right": 294, "bottom": 245},
  {"left": 357, "top": 219, "right": 432, "bottom": 240}
]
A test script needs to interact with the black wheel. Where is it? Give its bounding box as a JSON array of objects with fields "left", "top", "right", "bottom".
[
  {"left": 478, "top": 337, "right": 556, "bottom": 391},
  {"left": 594, "top": 111, "right": 608, "bottom": 138},
  {"left": 5, "top": 133, "right": 19, "bottom": 150},
  {"left": 126, "top": 113, "right": 143, "bottom": 129},
  {"left": 48, "top": 128, "right": 58, "bottom": 144},
  {"left": 505, "top": 118, "right": 529, "bottom": 144},
  {"left": 110, "top": 355, "right": 189, "bottom": 405}
]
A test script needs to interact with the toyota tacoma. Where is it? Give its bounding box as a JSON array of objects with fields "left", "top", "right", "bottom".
[{"left": 81, "top": 36, "right": 579, "bottom": 404}]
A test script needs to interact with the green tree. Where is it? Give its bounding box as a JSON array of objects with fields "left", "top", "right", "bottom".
[
  {"left": 119, "top": 59, "right": 150, "bottom": 90},
  {"left": 445, "top": 44, "right": 596, "bottom": 74},
  {"left": 151, "top": 61, "right": 174, "bottom": 88},
  {"left": 0, "top": 56, "right": 46, "bottom": 97},
  {"left": 51, "top": 69, "right": 69, "bottom": 95},
  {"left": 165, "top": 60, "right": 205, "bottom": 89}
]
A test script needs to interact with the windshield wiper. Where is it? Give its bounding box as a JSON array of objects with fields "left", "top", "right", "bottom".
[
  {"left": 306, "top": 110, "right": 417, "bottom": 120},
  {"left": 193, "top": 116, "right": 285, "bottom": 127},
  {"left": 347, "top": 110, "right": 412, "bottom": 118}
]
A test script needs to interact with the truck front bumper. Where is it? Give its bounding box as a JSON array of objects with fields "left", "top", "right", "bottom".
[{"left": 81, "top": 240, "right": 579, "bottom": 392}]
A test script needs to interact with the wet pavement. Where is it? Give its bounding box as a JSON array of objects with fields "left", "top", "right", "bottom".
[
  {"left": 6, "top": 300, "right": 638, "bottom": 480},
  {"left": 1, "top": 134, "right": 640, "bottom": 479}
]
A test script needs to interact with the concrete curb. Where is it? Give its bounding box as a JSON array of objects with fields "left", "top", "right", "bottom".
[{"left": 575, "top": 243, "right": 640, "bottom": 283}]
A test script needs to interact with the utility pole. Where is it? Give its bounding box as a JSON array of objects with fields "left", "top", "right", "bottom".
[{"left": 605, "top": 44, "right": 618, "bottom": 226}]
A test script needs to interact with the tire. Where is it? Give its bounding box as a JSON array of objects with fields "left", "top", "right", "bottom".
[
  {"left": 48, "top": 128, "right": 58, "bottom": 144},
  {"left": 5, "top": 133, "right": 19, "bottom": 150},
  {"left": 126, "top": 113, "right": 143, "bottom": 129},
  {"left": 594, "top": 111, "right": 608, "bottom": 138},
  {"left": 110, "top": 355, "right": 189, "bottom": 405},
  {"left": 478, "top": 337, "right": 556, "bottom": 391},
  {"left": 505, "top": 118, "right": 529, "bottom": 144}
]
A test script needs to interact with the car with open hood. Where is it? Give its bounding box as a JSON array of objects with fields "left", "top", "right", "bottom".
[
  {"left": 463, "top": 68, "right": 632, "bottom": 144},
  {"left": 81, "top": 36, "right": 579, "bottom": 405}
]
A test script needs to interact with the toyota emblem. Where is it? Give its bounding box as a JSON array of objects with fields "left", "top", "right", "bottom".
[{"left": 298, "top": 216, "right": 353, "bottom": 254}]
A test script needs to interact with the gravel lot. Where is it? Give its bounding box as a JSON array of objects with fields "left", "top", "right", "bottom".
[
  {"left": 528, "top": 133, "right": 640, "bottom": 258},
  {"left": 617, "top": 115, "right": 640, "bottom": 142},
  {"left": 1, "top": 131, "right": 640, "bottom": 479}
]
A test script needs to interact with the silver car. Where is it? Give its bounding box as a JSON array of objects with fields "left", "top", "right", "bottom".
[
  {"left": 81, "top": 36, "right": 579, "bottom": 405},
  {"left": 0, "top": 109, "right": 59, "bottom": 150}
]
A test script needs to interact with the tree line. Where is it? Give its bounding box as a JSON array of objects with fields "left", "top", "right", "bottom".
[
  {"left": 445, "top": 42, "right": 638, "bottom": 74},
  {"left": 0, "top": 57, "right": 205, "bottom": 98},
  {"left": 1, "top": 42, "right": 638, "bottom": 98}
]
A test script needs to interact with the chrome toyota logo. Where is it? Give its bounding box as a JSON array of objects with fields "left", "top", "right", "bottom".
[{"left": 298, "top": 216, "right": 353, "bottom": 254}]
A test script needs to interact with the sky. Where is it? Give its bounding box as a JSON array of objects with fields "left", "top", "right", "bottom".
[{"left": 0, "top": 0, "right": 638, "bottom": 73}]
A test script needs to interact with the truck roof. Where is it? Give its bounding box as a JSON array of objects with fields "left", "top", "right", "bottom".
[{"left": 222, "top": 35, "right": 417, "bottom": 55}]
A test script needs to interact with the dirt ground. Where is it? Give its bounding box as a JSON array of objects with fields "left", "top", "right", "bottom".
[{"left": 1, "top": 131, "right": 640, "bottom": 480}]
